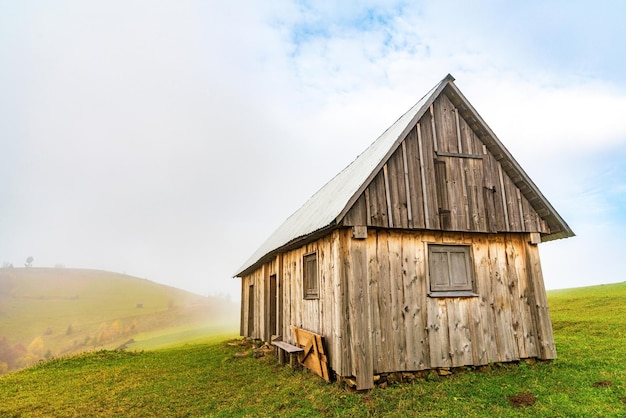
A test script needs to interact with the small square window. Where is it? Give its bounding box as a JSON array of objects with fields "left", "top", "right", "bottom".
[
  {"left": 303, "top": 252, "right": 319, "bottom": 299},
  {"left": 428, "top": 245, "right": 475, "bottom": 295}
]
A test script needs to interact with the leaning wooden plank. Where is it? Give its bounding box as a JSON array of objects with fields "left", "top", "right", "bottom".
[
  {"left": 314, "top": 334, "right": 330, "bottom": 381},
  {"left": 292, "top": 326, "right": 331, "bottom": 383}
]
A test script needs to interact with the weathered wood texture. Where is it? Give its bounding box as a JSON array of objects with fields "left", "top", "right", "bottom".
[
  {"left": 343, "top": 93, "right": 549, "bottom": 235},
  {"left": 240, "top": 230, "right": 349, "bottom": 376},
  {"left": 357, "top": 229, "right": 555, "bottom": 376},
  {"left": 239, "top": 228, "right": 555, "bottom": 389},
  {"left": 293, "top": 327, "right": 330, "bottom": 382}
]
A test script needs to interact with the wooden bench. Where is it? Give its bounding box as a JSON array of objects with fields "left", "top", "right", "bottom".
[{"left": 271, "top": 340, "right": 303, "bottom": 367}]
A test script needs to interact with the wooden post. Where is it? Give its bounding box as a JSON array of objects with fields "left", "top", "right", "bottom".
[
  {"left": 525, "top": 242, "right": 557, "bottom": 359},
  {"left": 348, "top": 236, "right": 374, "bottom": 390}
]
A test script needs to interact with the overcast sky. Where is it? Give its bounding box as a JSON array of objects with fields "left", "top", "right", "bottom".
[{"left": 1, "top": 1, "right": 625, "bottom": 299}]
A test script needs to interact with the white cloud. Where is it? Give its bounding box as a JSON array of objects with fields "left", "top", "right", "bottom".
[{"left": 1, "top": 0, "right": 625, "bottom": 298}]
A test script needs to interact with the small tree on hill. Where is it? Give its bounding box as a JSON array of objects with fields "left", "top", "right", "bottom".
[{"left": 27, "top": 336, "right": 45, "bottom": 357}]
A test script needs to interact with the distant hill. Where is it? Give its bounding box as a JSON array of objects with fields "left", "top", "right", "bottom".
[{"left": 0, "top": 267, "right": 239, "bottom": 373}]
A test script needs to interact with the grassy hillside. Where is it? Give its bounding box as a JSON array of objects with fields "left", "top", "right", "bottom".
[
  {"left": 0, "top": 281, "right": 624, "bottom": 416},
  {"left": 0, "top": 268, "right": 238, "bottom": 372}
]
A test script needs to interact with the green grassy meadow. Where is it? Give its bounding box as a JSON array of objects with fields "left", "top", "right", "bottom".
[
  {"left": 0, "top": 268, "right": 238, "bottom": 372},
  {"left": 1, "top": 281, "right": 625, "bottom": 417}
]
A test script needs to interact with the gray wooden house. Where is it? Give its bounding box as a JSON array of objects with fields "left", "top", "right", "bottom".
[{"left": 234, "top": 74, "right": 574, "bottom": 390}]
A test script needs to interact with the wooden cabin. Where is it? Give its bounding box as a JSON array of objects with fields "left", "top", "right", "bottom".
[{"left": 234, "top": 74, "right": 574, "bottom": 390}]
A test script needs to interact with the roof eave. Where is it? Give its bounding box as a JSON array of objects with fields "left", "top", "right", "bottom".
[{"left": 233, "top": 224, "right": 338, "bottom": 278}]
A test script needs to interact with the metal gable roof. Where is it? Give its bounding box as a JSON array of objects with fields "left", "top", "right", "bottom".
[
  {"left": 234, "top": 74, "right": 573, "bottom": 277},
  {"left": 234, "top": 77, "right": 448, "bottom": 277}
]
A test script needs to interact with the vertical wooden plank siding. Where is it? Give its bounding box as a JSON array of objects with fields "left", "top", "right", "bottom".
[
  {"left": 489, "top": 235, "right": 519, "bottom": 361},
  {"left": 401, "top": 141, "right": 414, "bottom": 228},
  {"left": 277, "top": 254, "right": 284, "bottom": 340},
  {"left": 263, "top": 264, "right": 270, "bottom": 342},
  {"left": 469, "top": 235, "right": 496, "bottom": 365},
  {"left": 401, "top": 232, "right": 427, "bottom": 370},
  {"left": 504, "top": 236, "right": 528, "bottom": 358},
  {"left": 497, "top": 163, "right": 511, "bottom": 231},
  {"left": 427, "top": 297, "right": 451, "bottom": 367},
  {"left": 508, "top": 236, "right": 539, "bottom": 358},
  {"left": 388, "top": 235, "right": 407, "bottom": 371},
  {"left": 340, "top": 92, "right": 547, "bottom": 237},
  {"left": 383, "top": 164, "right": 394, "bottom": 228},
  {"left": 243, "top": 229, "right": 556, "bottom": 382},
  {"left": 453, "top": 107, "right": 471, "bottom": 230},
  {"left": 367, "top": 231, "right": 383, "bottom": 372},
  {"left": 376, "top": 231, "right": 396, "bottom": 371},
  {"left": 445, "top": 298, "right": 473, "bottom": 367},
  {"left": 524, "top": 241, "right": 557, "bottom": 359},
  {"left": 516, "top": 189, "right": 526, "bottom": 232},
  {"left": 420, "top": 114, "right": 441, "bottom": 229},
  {"left": 416, "top": 123, "right": 431, "bottom": 229},
  {"left": 387, "top": 148, "right": 409, "bottom": 229},
  {"left": 240, "top": 278, "right": 245, "bottom": 336},
  {"left": 405, "top": 127, "right": 425, "bottom": 229},
  {"left": 429, "top": 104, "right": 438, "bottom": 152},
  {"left": 339, "top": 229, "right": 353, "bottom": 375},
  {"left": 347, "top": 235, "right": 374, "bottom": 390}
]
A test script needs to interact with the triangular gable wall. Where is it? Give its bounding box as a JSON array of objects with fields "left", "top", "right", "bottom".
[{"left": 341, "top": 91, "right": 549, "bottom": 235}]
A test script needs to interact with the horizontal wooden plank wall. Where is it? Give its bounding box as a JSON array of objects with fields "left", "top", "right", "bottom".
[{"left": 343, "top": 93, "right": 549, "bottom": 235}]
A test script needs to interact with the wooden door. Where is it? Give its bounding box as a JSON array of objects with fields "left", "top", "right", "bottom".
[
  {"left": 269, "top": 274, "right": 277, "bottom": 338},
  {"left": 247, "top": 284, "right": 254, "bottom": 337}
]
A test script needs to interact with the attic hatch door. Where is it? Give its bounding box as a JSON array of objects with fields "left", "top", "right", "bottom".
[{"left": 434, "top": 152, "right": 487, "bottom": 232}]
